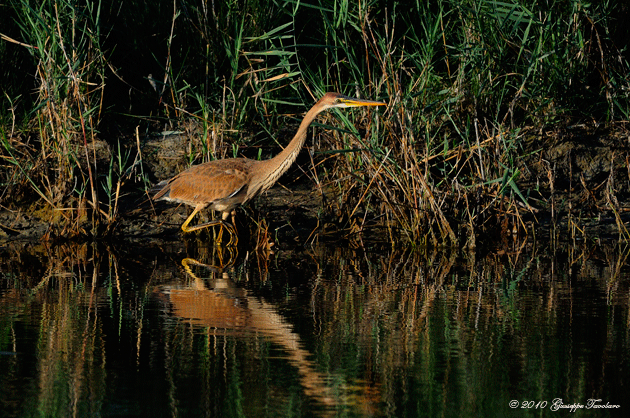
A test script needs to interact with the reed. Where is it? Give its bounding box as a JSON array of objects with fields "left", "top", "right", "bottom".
[
  {"left": 296, "top": 0, "right": 629, "bottom": 244},
  {"left": 1, "top": 0, "right": 628, "bottom": 244},
  {"left": 2, "top": 0, "right": 107, "bottom": 236}
]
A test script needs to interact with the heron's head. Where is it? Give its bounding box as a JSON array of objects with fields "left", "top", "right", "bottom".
[{"left": 319, "top": 92, "right": 386, "bottom": 109}]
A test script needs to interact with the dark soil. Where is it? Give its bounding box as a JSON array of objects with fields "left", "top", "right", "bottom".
[{"left": 515, "top": 123, "right": 630, "bottom": 240}]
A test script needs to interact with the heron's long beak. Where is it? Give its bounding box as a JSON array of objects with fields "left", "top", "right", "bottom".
[{"left": 338, "top": 95, "right": 386, "bottom": 107}]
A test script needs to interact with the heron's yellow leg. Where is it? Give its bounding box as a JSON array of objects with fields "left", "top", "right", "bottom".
[
  {"left": 223, "top": 222, "right": 238, "bottom": 246},
  {"left": 180, "top": 206, "right": 238, "bottom": 246},
  {"left": 181, "top": 205, "right": 204, "bottom": 233},
  {"left": 216, "top": 223, "right": 224, "bottom": 243}
]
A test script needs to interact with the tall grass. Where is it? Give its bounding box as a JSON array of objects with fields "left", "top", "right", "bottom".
[
  {"left": 2, "top": 0, "right": 107, "bottom": 236},
  {"left": 290, "top": 0, "right": 629, "bottom": 245},
  {"left": 1, "top": 0, "right": 628, "bottom": 244}
]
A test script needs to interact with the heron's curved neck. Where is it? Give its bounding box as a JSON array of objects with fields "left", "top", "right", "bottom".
[{"left": 258, "top": 102, "right": 326, "bottom": 190}]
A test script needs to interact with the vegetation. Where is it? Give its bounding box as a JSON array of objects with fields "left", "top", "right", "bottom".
[{"left": 1, "top": 0, "right": 629, "bottom": 245}]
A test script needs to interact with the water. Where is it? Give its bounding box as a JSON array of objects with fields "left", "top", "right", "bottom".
[{"left": 1, "top": 240, "right": 629, "bottom": 417}]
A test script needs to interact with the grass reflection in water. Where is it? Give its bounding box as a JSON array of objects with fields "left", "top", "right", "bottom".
[{"left": 0, "top": 240, "right": 629, "bottom": 417}]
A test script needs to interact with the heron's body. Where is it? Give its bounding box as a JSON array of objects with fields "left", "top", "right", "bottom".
[{"left": 153, "top": 92, "right": 385, "bottom": 243}]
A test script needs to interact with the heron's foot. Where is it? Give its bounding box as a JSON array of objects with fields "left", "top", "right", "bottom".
[{"left": 183, "top": 220, "right": 238, "bottom": 247}]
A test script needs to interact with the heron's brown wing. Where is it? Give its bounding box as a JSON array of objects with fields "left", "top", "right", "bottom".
[{"left": 157, "top": 159, "right": 253, "bottom": 209}]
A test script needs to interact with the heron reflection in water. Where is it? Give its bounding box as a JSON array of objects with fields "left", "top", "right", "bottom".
[
  {"left": 156, "top": 257, "right": 340, "bottom": 409},
  {"left": 153, "top": 92, "right": 386, "bottom": 244}
]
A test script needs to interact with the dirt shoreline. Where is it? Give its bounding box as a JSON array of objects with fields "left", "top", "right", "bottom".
[{"left": 1, "top": 124, "right": 629, "bottom": 246}]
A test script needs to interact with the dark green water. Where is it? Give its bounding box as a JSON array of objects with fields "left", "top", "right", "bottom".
[{"left": 1, "top": 240, "right": 629, "bottom": 417}]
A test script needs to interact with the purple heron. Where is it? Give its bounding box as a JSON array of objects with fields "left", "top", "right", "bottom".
[{"left": 153, "top": 92, "right": 386, "bottom": 244}]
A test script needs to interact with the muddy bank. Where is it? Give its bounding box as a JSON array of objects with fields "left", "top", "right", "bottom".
[
  {"left": 516, "top": 124, "right": 630, "bottom": 240},
  {"left": 1, "top": 123, "right": 629, "bottom": 246}
]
